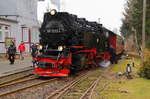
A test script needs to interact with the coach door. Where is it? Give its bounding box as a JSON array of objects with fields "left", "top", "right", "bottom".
[{"left": 109, "top": 34, "right": 116, "bottom": 49}]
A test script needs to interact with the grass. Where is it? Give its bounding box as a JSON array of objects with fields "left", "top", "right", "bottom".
[
  {"left": 112, "top": 57, "right": 141, "bottom": 73},
  {"left": 121, "top": 78, "right": 150, "bottom": 99},
  {"left": 97, "top": 78, "right": 150, "bottom": 99},
  {"left": 94, "top": 56, "right": 150, "bottom": 99}
]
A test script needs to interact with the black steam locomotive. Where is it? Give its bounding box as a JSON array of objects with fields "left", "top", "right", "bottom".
[
  {"left": 33, "top": 9, "right": 124, "bottom": 77},
  {"left": 39, "top": 10, "right": 107, "bottom": 51}
]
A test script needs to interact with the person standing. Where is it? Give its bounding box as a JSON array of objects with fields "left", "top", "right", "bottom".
[
  {"left": 109, "top": 45, "right": 117, "bottom": 64},
  {"left": 30, "top": 43, "right": 38, "bottom": 57},
  {"left": 18, "top": 41, "right": 25, "bottom": 60},
  {"left": 7, "top": 41, "right": 16, "bottom": 64}
]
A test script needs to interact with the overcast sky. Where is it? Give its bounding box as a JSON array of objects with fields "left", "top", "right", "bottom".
[{"left": 38, "top": 0, "right": 126, "bottom": 32}]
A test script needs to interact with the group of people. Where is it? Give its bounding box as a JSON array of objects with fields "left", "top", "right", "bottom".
[{"left": 7, "top": 41, "right": 38, "bottom": 64}]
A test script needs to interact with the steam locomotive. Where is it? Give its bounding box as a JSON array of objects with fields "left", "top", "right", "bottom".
[{"left": 32, "top": 9, "right": 124, "bottom": 77}]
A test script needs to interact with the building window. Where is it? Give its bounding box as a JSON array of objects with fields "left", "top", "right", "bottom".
[
  {"left": 23, "top": 28, "right": 29, "bottom": 42},
  {"left": 0, "top": 25, "right": 10, "bottom": 41},
  {"left": 5, "top": 32, "right": 9, "bottom": 38}
]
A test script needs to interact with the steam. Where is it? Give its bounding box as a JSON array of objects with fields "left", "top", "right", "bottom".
[{"left": 51, "top": 0, "right": 60, "bottom": 11}]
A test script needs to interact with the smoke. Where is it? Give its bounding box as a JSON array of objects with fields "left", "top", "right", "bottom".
[{"left": 51, "top": 0, "right": 60, "bottom": 11}]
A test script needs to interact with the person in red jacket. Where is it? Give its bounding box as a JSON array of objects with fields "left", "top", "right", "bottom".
[{"left": 18, "top": 41, "right": 25, "bottom": 60}]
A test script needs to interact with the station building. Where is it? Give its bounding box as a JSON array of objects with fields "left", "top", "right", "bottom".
[{"left": 0, "top": 0, "right": 43, "bottom": 53}]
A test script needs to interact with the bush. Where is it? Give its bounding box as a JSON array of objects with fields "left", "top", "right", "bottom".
[
  {"left": 138, "top": 49, "right": 150, "bottom": 79},
  {"left": 138, "top": 61, "right": 150, "bottom": 79}
]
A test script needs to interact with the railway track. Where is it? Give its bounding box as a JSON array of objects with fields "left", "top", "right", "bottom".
[
  {"left": 45, "top": 69, "right": 102, "bottom": 99},
  {"left": 0, "top": 67, "right": 33, "bottom": 85},
  {"left": 0, "top": 76, "right": 58, "bottom": 97},
  {"left": 0, "top": 66, "right": 110, "bottom": 99},
  {"left": 0, "top": 75, "right": 37, "bottom": 88},
  {"left": 0, "top": 69, "right": 96, "bottom": 98},
  {"left": 80, "top": 68, "right": 111, "bottom": 99},
  {"left": 0, "top": 66, "right": 59, "bottom": 98},
  {"left": 79, "top": 76, "right": 102, "bottom": 99}
]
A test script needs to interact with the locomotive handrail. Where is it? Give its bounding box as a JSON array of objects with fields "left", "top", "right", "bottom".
[{"left": 73, "top": 48, "right": 96, "bottom": 55}]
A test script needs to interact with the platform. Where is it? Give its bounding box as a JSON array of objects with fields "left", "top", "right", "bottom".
[{"left": 0, "top": 56, "right": 33, "bottom": 75}]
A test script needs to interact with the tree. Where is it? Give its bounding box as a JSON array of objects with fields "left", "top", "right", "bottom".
[
  {"left": 121, "top": 0, "right": 150, "bottom": 49},
  {"left": 120, "top": 0, "right": 136, "bottom": 38}
]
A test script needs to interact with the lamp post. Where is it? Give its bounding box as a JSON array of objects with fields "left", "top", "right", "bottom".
[
  {"left": 142, "top": 0, "right": 146, "bottom": 48},
  {"left": 126, "top": 64, "right": 132, "bottom": 79},
  {"left": 126, "top": 64, "right": 132, "bottom": 74}
]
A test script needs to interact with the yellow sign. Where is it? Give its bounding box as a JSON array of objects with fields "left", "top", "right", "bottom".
[{"left": 5, "top": 37, "right": 15, "bottom": 48}]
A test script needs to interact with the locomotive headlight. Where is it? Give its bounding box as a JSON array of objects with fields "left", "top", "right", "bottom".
[
  {"left": 50, "top": 9, "right": 56, "bottom": 15},
  {"left": 37, "top": 45, "right": 43, "bottom": 50},
  {"left": 97, "top": 38, "right": 99, "bottom": 43},
  {"left": 58, "top": 46, "right": 63, "bottom": 51}
]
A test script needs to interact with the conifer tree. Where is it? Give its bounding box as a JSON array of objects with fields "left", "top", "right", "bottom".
[{"left": 121, "top": 0, "right": 150, "bottom": 49}]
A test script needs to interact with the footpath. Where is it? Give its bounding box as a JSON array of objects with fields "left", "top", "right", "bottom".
[{"left": 0, "top": 56, "right": 33, "bottom": 75}]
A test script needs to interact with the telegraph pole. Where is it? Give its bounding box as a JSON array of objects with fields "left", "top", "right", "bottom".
[{"left": 142, "top": 0, "right": 146, "bottom": 48}]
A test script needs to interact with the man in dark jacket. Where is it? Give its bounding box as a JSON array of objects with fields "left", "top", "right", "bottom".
[
  {"left": 30, "top": 43, "right": 38, "bottom": 57},
  {"left": 109, "top": 45, "right": 117, "bottom": 64},
  {"left": 7, "top": 42, "right": 16, "bottom": 64}
]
